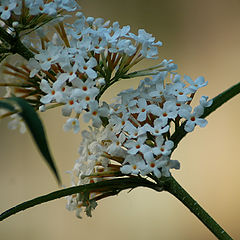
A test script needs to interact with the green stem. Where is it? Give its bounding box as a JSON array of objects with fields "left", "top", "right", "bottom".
[
  {"left": 170, "top": 81, "right": 240, "bottom": 152},
  {"left": 163, "top": 176, "right": 233, "bottom": 240},
  {"left": 0, "top": 177, "right": 161, "bottom": 221},
  {"left": 0, "top": 174, "right": 234, "bottom": 239},
  {"left": 96, "top": 76, "right": 119, "bottom": 101},
  {"left": 0, "top": 27, "right": 34, "bottom": 60},
  {"left": 11, "top": 38, "right": 34, "bottom": 60}
]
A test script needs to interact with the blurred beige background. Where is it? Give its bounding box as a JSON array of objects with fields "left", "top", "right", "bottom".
[{"left": 1, "top": 0, "right": 240, "bottom": 239}]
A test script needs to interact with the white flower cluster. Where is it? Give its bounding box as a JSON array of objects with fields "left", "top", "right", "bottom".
[
  {"left": 66, "top": 12, "right": 163, "bottom": 59},
  {"left": 0, "top": 0, "right": 79, "bottom": 20},
  {"left": 0, "top": 1, "right": 213, "bottom": 218},
  {"left": 66, "top": 71, "right": 212, "bottom": 217},
  {"left": 27, "top": 12, "right": 174, "bottom": 133}
]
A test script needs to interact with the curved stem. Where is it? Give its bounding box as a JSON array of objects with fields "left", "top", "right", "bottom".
[
  {"left": 0, "top": 174, "right": 234, "bottom": 240},
  {"left": 170, "top": 81, "right": 240, "bottom": 152},
  {"left": 163, "top": 176, "right": 233, "bottom": 240},
  {"left": 0, "top": 177, "right": 161, "bottom": 221}
]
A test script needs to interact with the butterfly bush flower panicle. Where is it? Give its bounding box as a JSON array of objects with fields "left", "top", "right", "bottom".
[
  {"left": 67, "top": 70, "right": 212, "bottom": 218},
  {"left": 0, "top": 8, "right": 177, "bottom": 133}
]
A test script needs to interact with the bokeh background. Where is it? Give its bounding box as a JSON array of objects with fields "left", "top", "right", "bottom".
[{"left": 1, "top": 0, "right": 240, "bottom": 239}]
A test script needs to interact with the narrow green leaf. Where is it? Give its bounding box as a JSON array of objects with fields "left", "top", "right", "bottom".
[
  {"left": 8, "top": 97, "right": 61, "bottom": 185},
  {"left": 0, "top": 100, "right": 15, "bottom": 112}
]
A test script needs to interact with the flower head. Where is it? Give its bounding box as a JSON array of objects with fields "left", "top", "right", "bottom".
[{"left": 66, "top": 70, "right": 211, "bottom": 218}]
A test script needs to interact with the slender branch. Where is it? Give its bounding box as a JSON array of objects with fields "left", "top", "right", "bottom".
[
  {"left": 170, "top": 81, "right": 240, "bottom": 152},
  {"left": 0, "top": 177, "right": 161, "bottom": 221},
  {"left": 163, "top": 176, "right": 233, "bottom": 240},
  {"left": 201, "top": 81, "right": 240, "bottom": 118}
]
